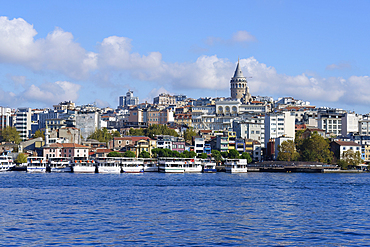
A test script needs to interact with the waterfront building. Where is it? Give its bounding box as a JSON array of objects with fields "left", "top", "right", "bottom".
[
  {"left": 15, "top": 108, "right": 32, "bottom": 141},
  {"left": 275, "top": 136, "right": 295, "bottom": 161},
  {"left": 330, "top": 141, "right": 361, "bottom": 161},
  {"left": 43, "top": 143, "right": 89, "bottom": 159},
  {"left": 264, "top": 111, "right": 295, "bottom": 146},
  {"left": 156, "top": 135, "right": 185, "bottom": 153},
  {"left": 233, "top": 116, "right": 265, "bottom": 148},
  {"left": 194, "top": 137, "right": 205, "bottom": 155}
]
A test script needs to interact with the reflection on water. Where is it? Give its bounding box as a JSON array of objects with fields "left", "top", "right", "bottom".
[{"left": 1, "top": 172, "right": 370, "bottom": 246}]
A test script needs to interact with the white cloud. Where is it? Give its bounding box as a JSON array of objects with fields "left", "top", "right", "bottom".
[
  {"left": 326, "top": 62, "right": 352, "bottom": 70},
  {"left": 21, "top": 81, "right": 81, "bottom": 105},
  {"left": 231, "top": 31, "right": 257, "bottom": 42},
  {"left": 0, "top": 17, "right": 97, "bottom": 79}
]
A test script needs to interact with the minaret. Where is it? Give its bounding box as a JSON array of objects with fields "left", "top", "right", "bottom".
[{"left": 230, "top": 58, "right": 248, "bottom": 100}]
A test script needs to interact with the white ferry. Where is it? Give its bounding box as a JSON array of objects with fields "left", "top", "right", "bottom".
[
  {"left": 225, "top": 159, "right": 248, "bottom": 173},
  {"left": 158, "top": 158, "right": 203, "bottom": 173},
  {"left": 72, "top": 159, "right": 96, "bottom": 173},
  {"left": 143, "top": 159, "right": 158, "bottom": 172},
  {"left": 47, "top": 157, "right": 72, "bottom": 172},
  {"left": 120, "top": 157, "right": 144, "bottom": 173},
  {"left": 202, "top": 160, "right": 217, "bottom": 173},
  {"left": 95, "top": 157, "right": 121, "bottom": 173},
  {"left": 0, "top": 154, "right": 15, "bottom": 172},
  {"left": 27, "top": 157, "right": 47, "bottom": 173}
]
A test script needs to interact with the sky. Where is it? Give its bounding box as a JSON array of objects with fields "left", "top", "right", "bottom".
[{"left": 1, "top": 0, "right": 370, "bottom": 113}]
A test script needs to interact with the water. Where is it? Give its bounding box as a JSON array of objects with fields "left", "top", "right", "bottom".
[{"left": 1, "top": 172, "right": 370, "bottom": 246}]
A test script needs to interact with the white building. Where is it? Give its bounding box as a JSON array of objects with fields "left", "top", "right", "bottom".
[
  {"left": 275, "top": 136, "right": 294, "bottom": 160},
  {"left": 233, "top": 116, "right": 265, "bottom": 148},
  {"left": 0, "top": 107, "right": 12, "bottom": 129},
  {"left": 342, "top": 112, "right": 362, "bottom": 136},
  {"left": 265, "top": 111, "right": 295, "bottom": 146},
  {"left": 194, "top": 138, "right": 205, "bottom": 154},
  {"left": 119, "top": 90, "right": 139, "bottom": 108},
  {"left": 15, "top": 108, "right": 32, "bottom": 141}
]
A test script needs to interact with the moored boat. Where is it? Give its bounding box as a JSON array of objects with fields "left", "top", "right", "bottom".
[
  {"left": 225, "top": 159, "right": 248, "bottom": 173},
  {"left": 95, "top": 157, "right": 121, "bottom": 173},
  {"left": 47, "top": 157, "right": 72, "bottom": 172},
  {"left": 0, "top": 153, "right": 15, "bottom": 172},
  {"left": 143, "top": 159, "right": 158, "bottom": 172},
  {"left": 202, "top": 160, "right": 217, "bottom": 173},
  {"left": 27, "top": 157, "right": 47, "bottom": 173},
  {"left": 72, "top": 159, "right": 96, "bottom": 173},
  {"left": 120, "top": 157, "right": 144, "bottom": 173},
  {"left": 158, "top": 158, "right": 202, "bottom": 173}
]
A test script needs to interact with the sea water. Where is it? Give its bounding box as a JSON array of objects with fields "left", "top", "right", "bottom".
[{"left": 0, "top": 172, "right": 370, "bottom": 246}]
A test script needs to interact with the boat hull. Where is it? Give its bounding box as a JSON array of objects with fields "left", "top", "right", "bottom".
[{"left": 73, "top": 165, "right": 96, "bottom": 173}]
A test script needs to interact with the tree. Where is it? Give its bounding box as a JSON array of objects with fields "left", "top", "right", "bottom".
[
  {"left": 88, "top": 128, "right": 115, "bottom": 143},
  {"left": 123, "top": 151, "right": 136, "bottom": 157},
  {"left": 211, "top": 150, "right": 222, "bottom": 163},
  {"left": 129, "top": 128, "right": 145, "bottom": 136},
  {"left": 145, "top": 124, "right": 178, "bottom": 139},
  {"left": 15, "top": 153, "right": 28, "bottom": 164},
  {"left": 341, "top": 150, "right": 363, "bottom": 169},
  {"left": 197, "top": 153, "right": 208, "bottom": 159},
  {"left": 240, "top": 152, "right": 252, "bottom": 163},
  {"left": 183, "top": 128, "right": 197, "bottom": 143},
  {"left": 228, "top": 149, "right": 240, "bottom": 159},
  {"left": 138, "top": 150, "right": 151, "bottom": 158},
  {"left": 112, "top": 130, "right": 121, "bottom": 137},
  {"left": 33, "top": 129, "right": 45, "bottom": 140},
  {"left": 1, "top": 126, "right": 21, "bottom": 144},
  {"left": 277, "top": 140, "right": 299, "bottom": 161},
  {"left": 221, "top": 152, "right": 228, "bottom": 159},
  {"left": 107, "top": 151, "right": 123, "bottom": 157},
  {"left": 297, "top": 132, "right": 333, "bottom": 163}
]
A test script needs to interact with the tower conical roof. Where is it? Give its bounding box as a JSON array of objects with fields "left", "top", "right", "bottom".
[{"left": 233, "top": 59, "right": 245, "bottom": 78}]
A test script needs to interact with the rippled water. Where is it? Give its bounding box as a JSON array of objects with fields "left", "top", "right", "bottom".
[{"left": 1, "top": 172, "right": 370, "bottom": 246}]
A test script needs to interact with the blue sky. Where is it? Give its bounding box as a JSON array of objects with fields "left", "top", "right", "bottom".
[{"left": 1, "top": 0, "right": 370, "bottom": 113}]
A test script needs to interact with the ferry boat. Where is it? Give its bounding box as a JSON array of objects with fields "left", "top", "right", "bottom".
[
  {"left": 72, "top": 159, "right": 96, "bottom": 173},
  {"left": 225, "top": 159, "right": 248, "bottom": 173},
  {"left": 0, "top": 153, "right": 15, "bottom": 172},
  {"left": 158, "top": 158, "right": 202, "bottom": 173},
  {"left": 95, "top": 157, "right": 121, "bottom": 173},
  {"left": 120, "top": 157, "right": 144, "bottom": 173},
  {"left": 27, "top": 157, "right": 47, "bottom": 173},
  {"left": 202, "top": 160, "right": 217, "bottom": 173},
  {"left": 143, "top": 159, "right": 158, "bottom": 172},
  {"left": 47, "top": 157, "right": 72, "bottom": 172}
]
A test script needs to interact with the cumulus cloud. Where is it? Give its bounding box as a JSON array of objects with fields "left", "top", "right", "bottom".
[
  {"left": 0, "top": 17, "right": 97, "bottom": 79},
  {"left": 326, "top": 62, "right": 352, "bottom": 70}
]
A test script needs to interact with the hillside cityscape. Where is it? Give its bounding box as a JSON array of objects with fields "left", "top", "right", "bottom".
[{"left": 0, "top": 60, "right": 367, "bottom": 169}]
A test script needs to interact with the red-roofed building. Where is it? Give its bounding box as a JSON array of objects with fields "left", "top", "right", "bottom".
[{"left": 43, "top": 143, "right": 90, "bottom": 159}]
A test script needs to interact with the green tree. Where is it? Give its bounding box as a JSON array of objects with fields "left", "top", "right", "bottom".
[
  {"left": 88, "top": 128, "right": 115, "bottom": 143},
  {"left": 107, "top": 151, "right": 123, "bottom": 157},
  {"left": 183, "top": 128, "right": 197, "bottom": 143},
  {"left": 123, "top": 151, "right": 136, "bottom": 157},
  {"left": 297, "top": 132, "right": 333, "bottom": 163},
  {"left": 228, "top": 149, "right": 240, "bottom": 159},
  {"left": 221, "top": 152, "right": 228, "bottom": 159},
  {"left": 138, "top": 150, "right": 151, "bottom": 158},
  {"left": 1, "top": 126, "right": 21, "bottom": 144},
  {"left": 15, "top": 153, "right": 28, "bottom": 164},
  {"left": 33, "top": 129, "right": 45, "bottom": 140},
  {"left": 145, "top": 124, "right": 178, "bottom": 139},
  {"left": 341, "top": 150, "right": 363, "bottom": 169},
  {"left": 129, "top": 128, "right": 145, "bottom": 136},
  {"left": 112, "top": 130, "right": 121, "bottom": 137},
  {"left": 211, "top": 150, "right": 222, "bottom": 163},
  {"left": 197, "top": 153, "right": 208, "bottom": 159},
  {"left": 240, "top": 152, "right": 252, "bottom": 163},
  {"left": 277, "top": 140, "right": 300, "bottom": 161}
]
